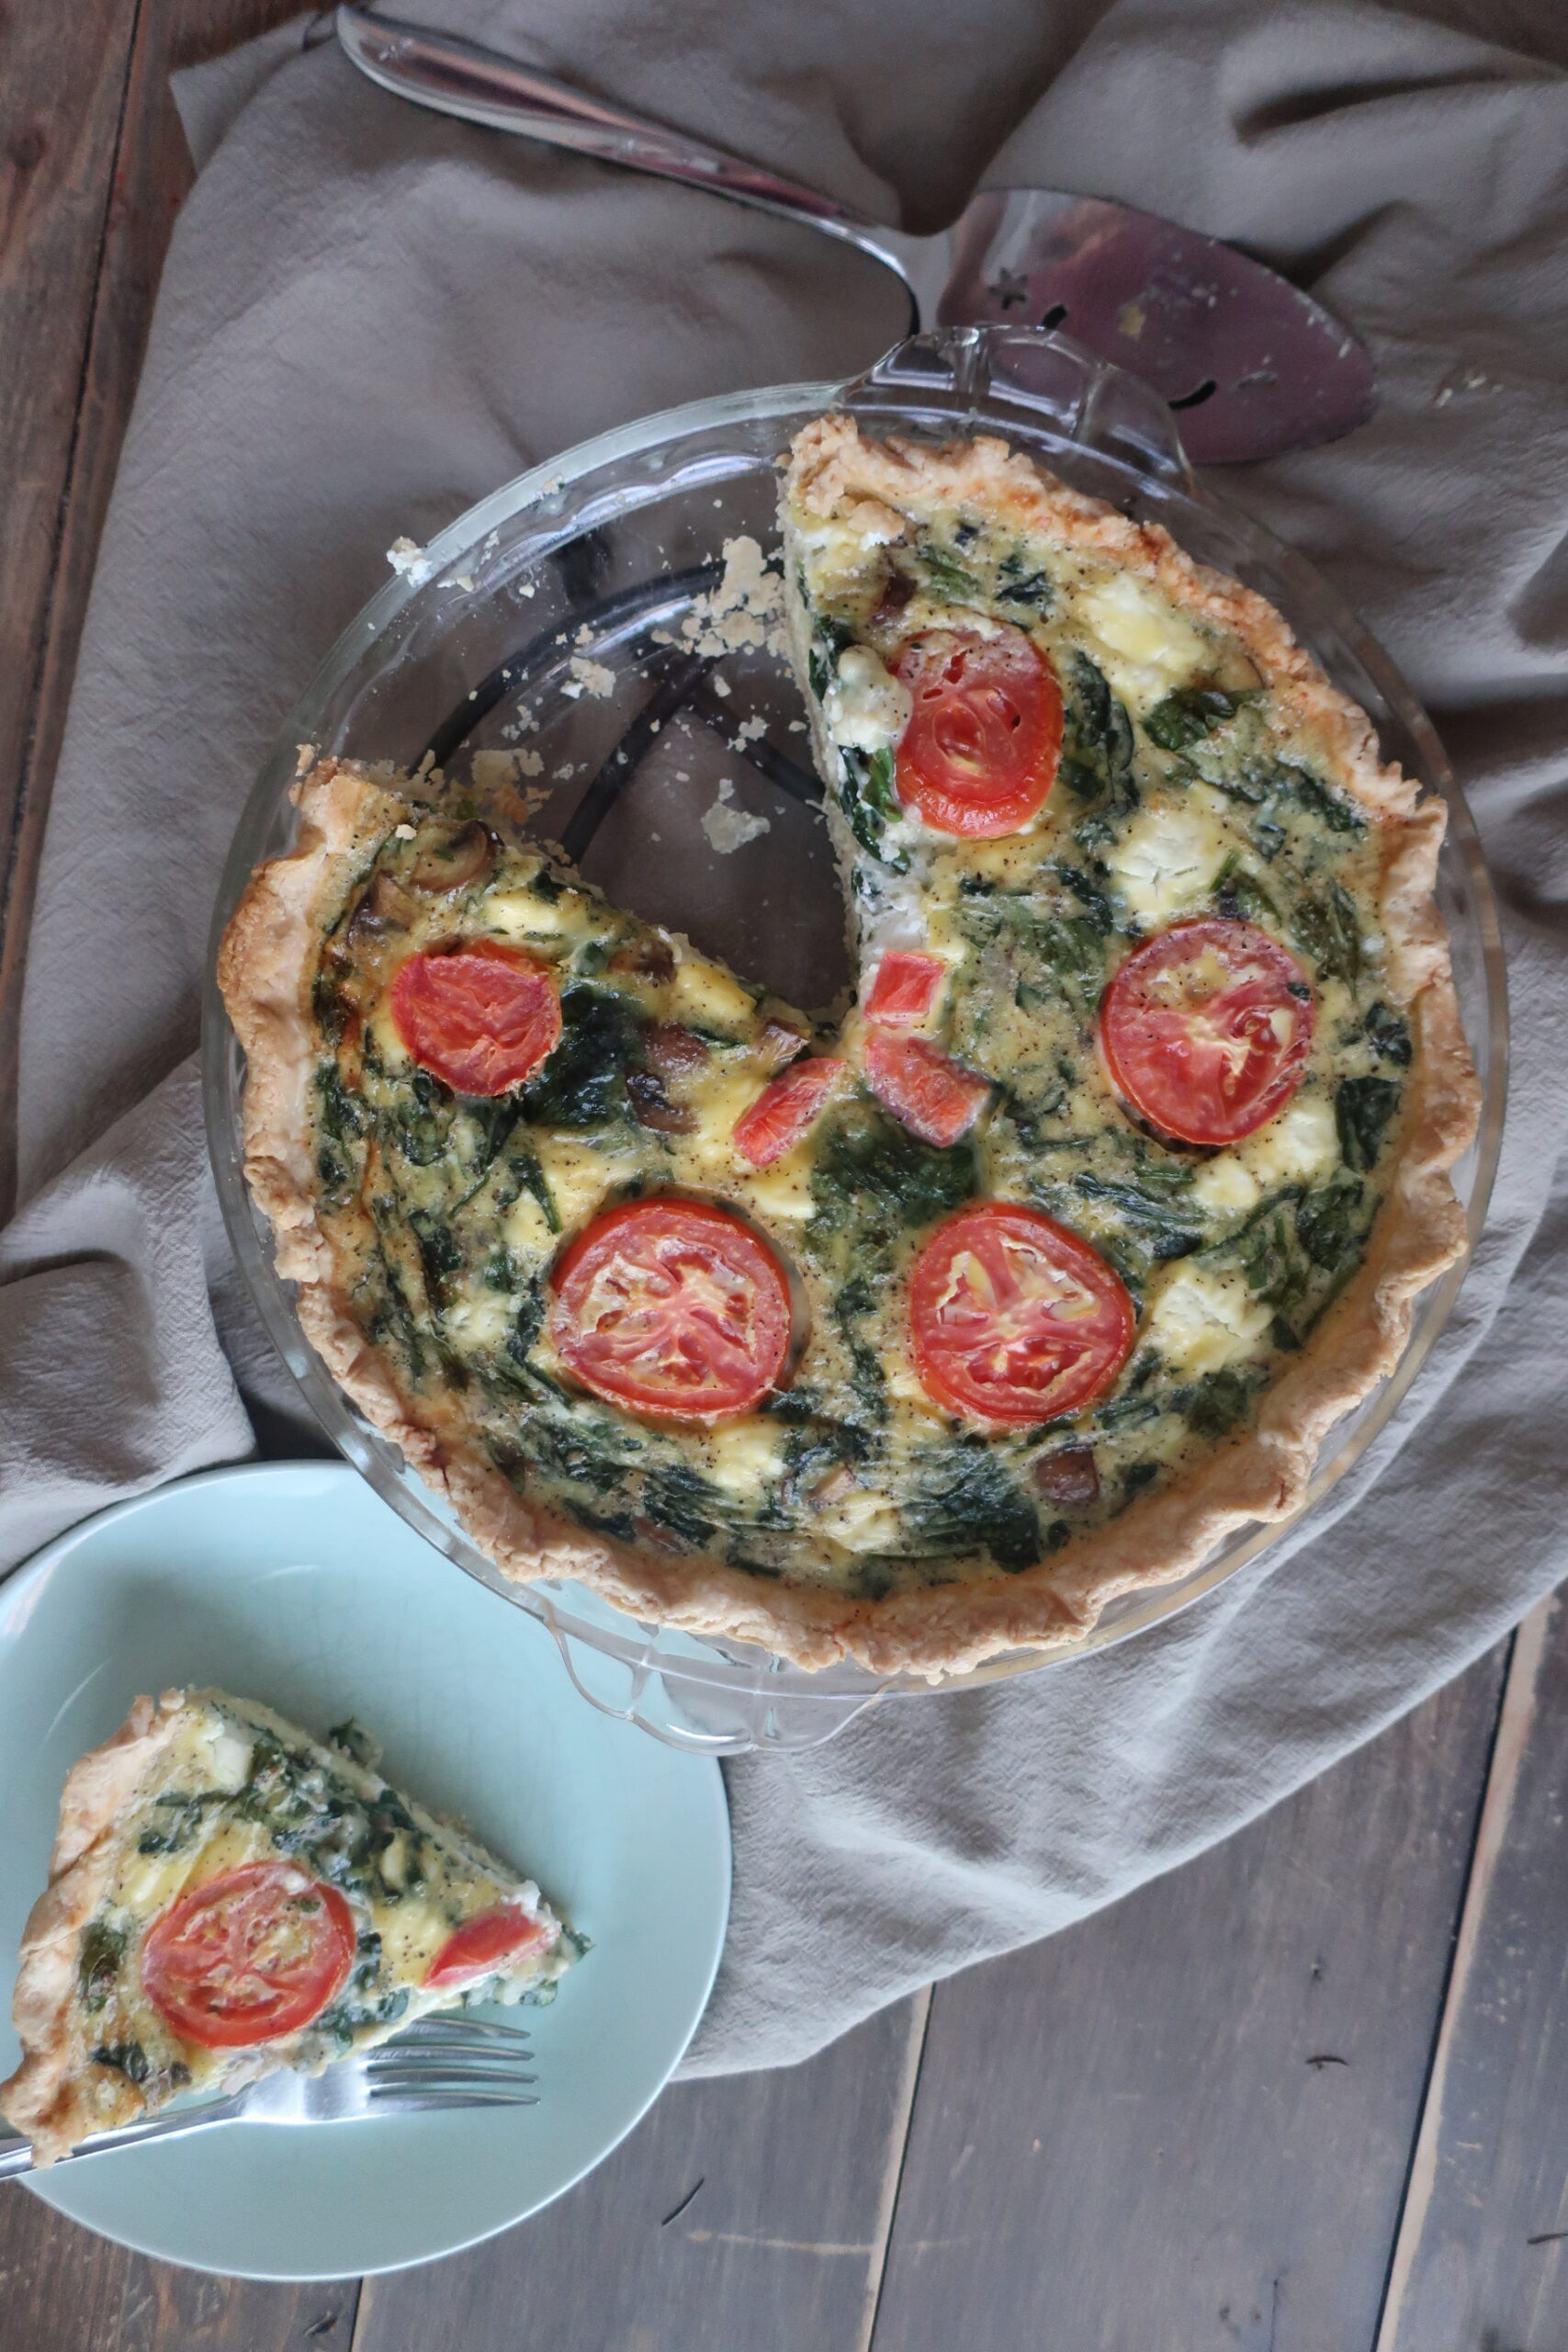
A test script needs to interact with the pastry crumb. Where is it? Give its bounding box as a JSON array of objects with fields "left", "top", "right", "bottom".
[{"left": 700, "top": 780, "right": 771, "bottom": 854}]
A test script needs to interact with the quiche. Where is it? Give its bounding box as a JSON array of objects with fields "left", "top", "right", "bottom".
[
  {"left": 2, "top": 1690, "right": 576, "bottom": 2165},
  {"left": 218, "top": 417, "right": 1477, "bottom": 1679}
]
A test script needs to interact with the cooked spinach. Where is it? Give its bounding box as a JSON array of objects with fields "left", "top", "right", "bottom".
[
  {"left": 1280, "top": 769, "right": 1365, "bottom": 834},
  {"left": 1251, "top": 816, "right": 1287, "bottom": 862},
  {"left": 315, "top": 1064, "right": 367, "bottom": 1145},
  {"left": 642, "top": 1464, "right": 724, "bottom": 1549},
  {"left": 1143, "top": 686, "right": 1247, "bottom": 753},
  {"left": 832, "top": 1274, "right": 889, "bottom": 1421},
  {"left": 77, "top": 1920, "right": 126, "bottom": 2011},
  {"left": 91, "top": 2041, "right": 149, "bottom": 2084},
  {"left": 501, "top": 1145, "right": 560, "bottom": 1233},
  {"left": 1363, "top": 1001, "right": 1413, "bottom": 1067},
  {"left": 520, "top": 984, "right": 642, "bottom": 1127},
  {"left": 1049, "top": 862, "right": 1115, "bottom": 934},
  {"left": 1072, "top": 1172, "right": 1203, "bottom": 1261},
  {"left": 1337, "top": 1075, "right": 1400, "bottom": 1172},
  {"left": 920, "top": 547, "right": 982, "bottom": 602},
  {"left": 810, "top": 1112, "right": 976, "bottom": 1248},
  {"left": 327, "top": 1718, "right": 379, "bottom": 1769},
  {"left": 1211, "top": 852, "right": 1280, "bottom": 929},
  {"left": 135, "top": 1788, "right": 231, "bottom": 1856},
  {"left": 1061, "top": 654, "right": 1137, "bottom": 829},
  {"left": 1096, "top": 1392, "right": 1161, "bottom": 1430},
  {"left": 1292, "top": 878, "right": 1363, "bottom": 987},
  {"left": 1186, "top": 1369, "right": 1254, "bottom": 1438},
  {"left": 838, "top": 745, "right": 908, "bottom": 870},
  {"left": 385, "top": 1069, "right": 452, "bottom": 1168},
  {"left": 1231, "top": 1193, "right": 1311, "bottom": 1317},
  {"left": 409, "top": 1210, "right": 463, "bottom": 1311},
  {"left": 905, "top": 1448, "right": 1041, "bottom": 1573},
  {"left": 996, "top": 550, "right": 1052, "bottom": 610},
  {"left": 1296, "top": 1177, "right": 1366, "bottom": 1272}
]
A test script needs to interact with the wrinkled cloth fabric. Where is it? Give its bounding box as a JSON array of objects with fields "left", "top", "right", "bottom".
[{"left": 3, "top": 0, "right": 1565, "bottom": 2073}]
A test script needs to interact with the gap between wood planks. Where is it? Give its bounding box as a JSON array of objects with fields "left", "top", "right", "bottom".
[{"left": 1372, "top": 1597, "right": 1555, "bottom": 2350}]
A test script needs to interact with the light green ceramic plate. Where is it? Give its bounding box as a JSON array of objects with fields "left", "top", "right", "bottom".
[{"left": 0, "top": 1462, "right": 730, "bottom": 2279}]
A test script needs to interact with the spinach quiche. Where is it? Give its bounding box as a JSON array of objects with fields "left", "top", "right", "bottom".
[
  {"left": 2, "top": 1690, "right": 575, "bottom": 2165},
  {"left": 218, "top": 416, "right": 1476, "bottom": 1679}
]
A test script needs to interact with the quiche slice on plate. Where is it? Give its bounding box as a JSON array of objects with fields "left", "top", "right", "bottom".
[
  {"left": 218, "top": 416, "right": 1478, "bottom": 1679},
  {"left": 1, "top": 1690, "right": 576, "bottom": 2165}
]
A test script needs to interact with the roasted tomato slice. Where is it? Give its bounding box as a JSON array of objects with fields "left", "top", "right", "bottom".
[
  {"left": 909, "top": 1204, "right": 1135, "bottom": 1427},
  {"left": 425, "top": 1905, "right": 551, "bottom": 1990},
  {"left": 1100, "top": 918, "right": 1314, "bottom": 1147},
  {"left": 733, "top": 1057, "right": 846, "bottom": 1168},
  {"left": 389, "top": 943, "right": 562, "bottom": 1097},
  {"left": 863, "top": 1033, "right": 989, "bottom": 1148},
  {"left": 547, "top": 1197, "right": 793, "bottom": 1421},
  {"left": 863, "top": 952, "right": 947, "bottom": 1027},
  {"left": 141, "top": 1862, "right": 355, "bottom": 2049},
  {"left": 890, "top": 627, "right": 1063, "bottom": 838}
]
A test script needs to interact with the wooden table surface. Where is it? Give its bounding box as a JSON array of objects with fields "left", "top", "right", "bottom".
[{"left": 3, "top": 6, "right": 1564, "bottom": 2347}]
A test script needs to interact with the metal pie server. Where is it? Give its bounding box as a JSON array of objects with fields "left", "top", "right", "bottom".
[{"left": 334, "top": 4, "right": 1375, "bottom": 465}]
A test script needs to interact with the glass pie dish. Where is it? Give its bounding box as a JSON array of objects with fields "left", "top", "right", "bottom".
[{"left": 204, "top": 327, "right": 1507, "bottom": 1756}]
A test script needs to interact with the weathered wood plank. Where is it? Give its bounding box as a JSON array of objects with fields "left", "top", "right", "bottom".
[
  {"left": 0, "top": 0, "right": 150, "bottom": 1216},
  {"left": 1377, "top": 1596, "right": 1568, "bottom": 2352},
  {"left": 353, "top": 1996, "right": 925, "bottom": 2352},
  {"left": 869, "top": 1649, "right": 1507, "bottom": 2352},
  {"left": 0, "top": 0, "right": 305, "bottom": 1220},
  {"left": 0, "top": 2190, "right": 356, "bottom": 2352}
]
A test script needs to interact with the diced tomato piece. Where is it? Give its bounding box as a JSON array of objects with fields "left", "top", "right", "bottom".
[
  {"left": 863, "top": 1034, "right": 989, "bottom": 1148},
  {"left": 733, "top": 1057, "right": 846, "bottom": 1168},
  {"left": 864, "top": 953, "right": 947, "bottom": 1027},
  {"left": 425, "top": 1906, "right": 552, "bottom": 1990}
]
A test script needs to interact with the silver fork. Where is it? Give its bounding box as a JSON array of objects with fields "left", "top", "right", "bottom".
[{"left": 0, "top": 2016, "right": 536, "bottom": 2178}]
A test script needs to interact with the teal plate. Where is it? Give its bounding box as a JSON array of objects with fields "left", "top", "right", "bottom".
[{"left": 0, "top": 1462, "right": 730, "bottom": 2279}]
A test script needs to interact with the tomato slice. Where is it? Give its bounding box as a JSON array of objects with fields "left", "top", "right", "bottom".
[
  {"left": 1100, "top": 918, "right": 1314, "bottom": 1147},
  {"left": 863, "top": 1034, "right": 989, "bottom": 1148},
  {"left": 140, "top": 1862, "right": 355, "bottom": 2050},
  {"left": 547, "top": 1197, "right": 793, "bottom": 1421},
  {"left": 863, "top": 953, "right": 947, "bottom": 1028},
  {"left": 389, "top": 943, "right": 561, "bottom": 1097},
  {"left": 890, "top": 628, "right": 1063, "bottom": 838},
  {"left": 909, "top": 1204, "right": 1135, "bottom": 1427},
  {"left": 733, "top": 1057, "right": 845, "bottom": 1168},
  {"left": 425, "top": 1905, "right": 551, "bottom": 1990}
]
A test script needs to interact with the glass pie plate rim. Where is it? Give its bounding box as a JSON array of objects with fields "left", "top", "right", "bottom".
[{"left": 202, "top": 327, "right": 1509, "bottom": 1756}]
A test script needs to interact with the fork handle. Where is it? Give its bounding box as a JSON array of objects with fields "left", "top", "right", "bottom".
[
  {"left": 333, "top": 6, "right": 919, "bottom": 320},
  {"left": 0, "top": 2093, "right": 248, "bottom": 2177}
]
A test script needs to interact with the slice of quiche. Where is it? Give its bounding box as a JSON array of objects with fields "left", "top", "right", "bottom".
[
  {"left": 218, "top": 415, "right": 1477, "bottom": 1680},
  {"left": 1, "top": 1690, "right": 576, "bottom": 2165}
]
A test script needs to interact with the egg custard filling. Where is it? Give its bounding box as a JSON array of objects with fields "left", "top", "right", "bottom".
[
  {"left": 2, "top": 1690, "right": 576, "bottom": 2165},
  {"left": 218, "top": 418, "right": 1477, "bottom": 1677}
]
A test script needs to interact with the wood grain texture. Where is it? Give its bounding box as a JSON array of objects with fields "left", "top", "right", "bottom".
[
  {"left": 352, "top": 1996, "right": 925, "bottom": 2352},
  {"left": 868, "top": 1651, "right": 1508, "bottom": 2352},
  {"left": 0, "top": 0, "right": 306, "bottom": 1219},
  {"left": 0, "top": 2190, "right": 355, "bottom": 2352},
  {"left": 1378, "top": 1597, "right": 1568, "bottom": 2352},
  {"left": 0, "top": 0, "right": 149, "bottom": 1216}
]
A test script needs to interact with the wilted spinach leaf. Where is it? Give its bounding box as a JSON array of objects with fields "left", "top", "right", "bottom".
[{"left": 1337, "top": 1075, "right": 1400, "bottom": 1171}]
